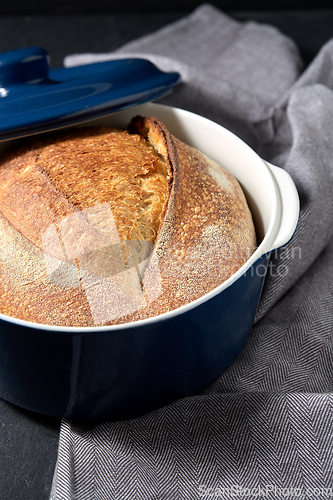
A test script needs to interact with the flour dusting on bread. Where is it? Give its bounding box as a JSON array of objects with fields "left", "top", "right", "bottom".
[{"left": 0, "top": 117, "right": 256, "bottom": 326}]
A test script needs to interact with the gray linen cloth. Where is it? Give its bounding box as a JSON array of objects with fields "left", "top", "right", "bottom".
[{"left": 50, "top": 5, "right": 333, "bottom": 499}]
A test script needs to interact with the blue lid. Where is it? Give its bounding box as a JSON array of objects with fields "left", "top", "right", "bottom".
[{"left": 0, "top": 46, "right": 180, "bottom": 141}]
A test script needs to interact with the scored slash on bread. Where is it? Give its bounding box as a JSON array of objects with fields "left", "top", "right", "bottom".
[{"left": 0, "top": 116, "right": 256, "bottom": 326}]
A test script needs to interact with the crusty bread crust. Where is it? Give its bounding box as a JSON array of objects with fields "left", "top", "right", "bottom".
[{"left": 0, "top": 117, "right": 256, "bottom": 326}]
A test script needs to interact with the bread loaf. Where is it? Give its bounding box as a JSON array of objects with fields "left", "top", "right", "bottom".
[{"left": 0, "top": 116, "right": 256, "bottom": 326}]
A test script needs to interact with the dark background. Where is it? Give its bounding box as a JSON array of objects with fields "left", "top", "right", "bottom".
[
  {"left": 0, "top": 8, "right": 333, "bottom": 69},
  {"left": 0, "top": 3, "right": 332, "bottom": 500},
  {"left": 0, "top": 0, "right": 332, "bottom": 14}
]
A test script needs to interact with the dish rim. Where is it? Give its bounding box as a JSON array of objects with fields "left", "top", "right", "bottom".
[{"left": 0, "top": 103, "right": 293, "bottom": 333}]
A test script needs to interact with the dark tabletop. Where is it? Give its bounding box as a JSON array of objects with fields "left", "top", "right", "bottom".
[{"left": 0, "top": 9, "right": 332, "bottom": 500}]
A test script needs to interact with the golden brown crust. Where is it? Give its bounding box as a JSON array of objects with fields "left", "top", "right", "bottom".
[
  {"left": 0, "top": 118, "right": 256, "bottom": 327},
  {"left": 119, "top": 116, "right": 257, "bottom": 323}
]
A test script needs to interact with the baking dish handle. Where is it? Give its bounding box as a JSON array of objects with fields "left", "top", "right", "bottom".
[{"left": 265, "top": 162, "right": 300, "bottom": 252}]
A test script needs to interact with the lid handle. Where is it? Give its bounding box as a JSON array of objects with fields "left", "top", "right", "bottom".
[{"left": 0, "top": 47, "right": 50, "bottom": 95}]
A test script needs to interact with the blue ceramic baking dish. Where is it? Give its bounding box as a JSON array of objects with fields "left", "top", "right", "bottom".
[{"left": 0, "top": 49, "right": 299, "bottom": 420}]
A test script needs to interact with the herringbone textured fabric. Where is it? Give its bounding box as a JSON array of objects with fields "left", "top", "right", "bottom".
[{"left": 51, "top": 5, "right": 333, "bottom": 499}]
